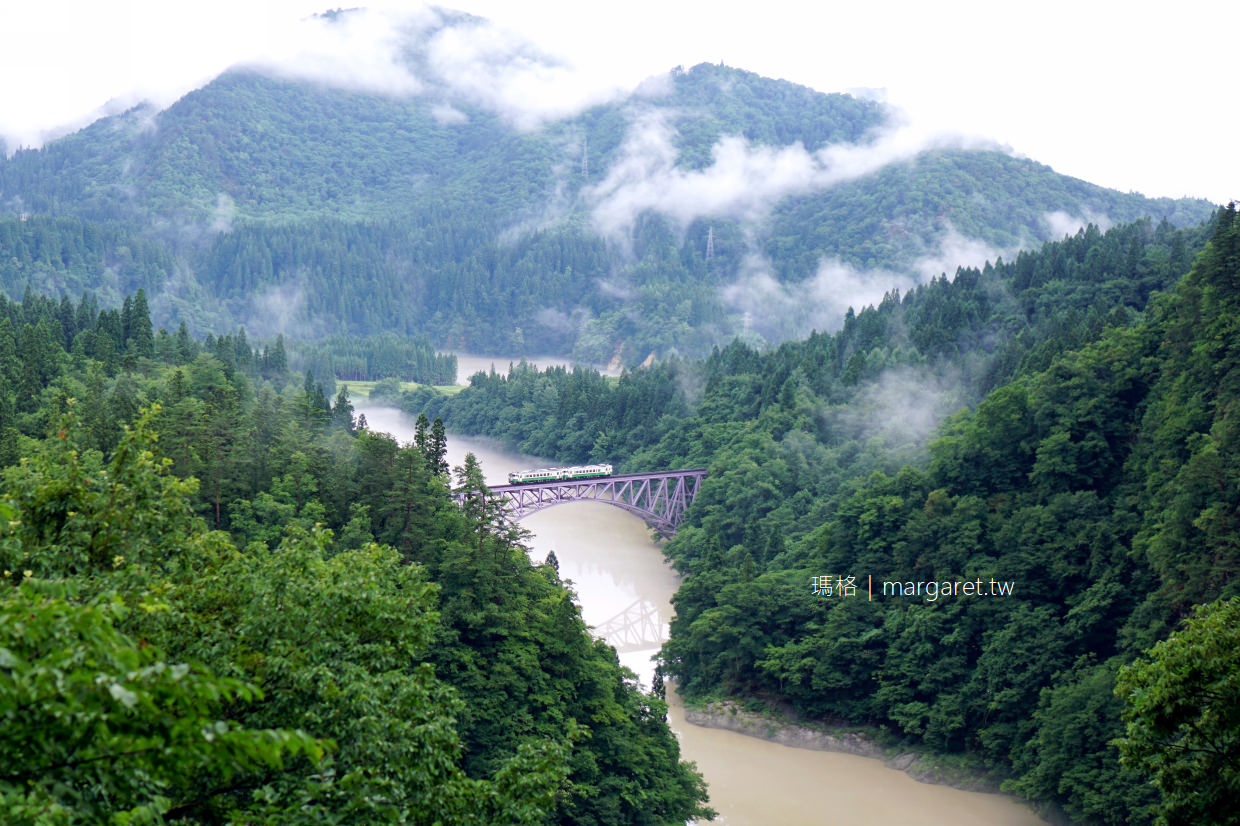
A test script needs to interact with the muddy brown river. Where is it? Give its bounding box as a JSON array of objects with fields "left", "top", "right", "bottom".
[{"left": 357, "top": 405, "right": 1046, "bottom": 826}]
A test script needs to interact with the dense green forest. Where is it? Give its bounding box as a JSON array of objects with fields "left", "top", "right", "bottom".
[
  {"left": 290, "top": 333, "right": 457, "bottom": 385},
  {"left": 408, "top": 209, "right": 1240, "bottom": 824},
  {"left": 0, "top": 288, "right": 711, "bottom": 824},
  {"left": 0, "top": 42, "right": 1214, "bottom": 361}
]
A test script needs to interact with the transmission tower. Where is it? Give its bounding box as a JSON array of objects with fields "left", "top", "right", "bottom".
[{"left": 705, "top": 225, "right": 715, "bottom": 262}]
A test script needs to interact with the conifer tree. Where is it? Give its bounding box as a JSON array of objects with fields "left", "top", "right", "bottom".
[
  {"left": 120, "top": 294, "right": 134, "bottom": 347},
  {"left": 414, "top": 412, "right": 430, "bottom": 457},
  {"left": 16, "top": 319, "right": 59, "bottom": 410},
  {"left": 175, "top": 321, "right": 195, "bottom": 364},
  {"left": 332, "top": 386, "right": 355, "bottom": 431},
  {"left": 73, "top": 293, "right": 94, "bottom": 336},
  {"left": 430, "top": 417, "right": 448, "bottom": 476},
  {"left": 129, "top": 288, "right": 154, "bottom": 357},
  {"left": 267, "top": 334, "right": 288, "bottom": 376},
  {"left": 0, "top": 317, "right": 18, "bottom": 385},
  {"left": 234, "top": 327, "right": 252, "bottom": 370}
]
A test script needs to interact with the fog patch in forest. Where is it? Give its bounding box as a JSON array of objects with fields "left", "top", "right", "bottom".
[
  {"left": 911, "top": 226, "right": 1009, "bottom": 279},
  {"left": 1042, "top": 209, "right": 1114, "bottom": 240},
  {"left": 105, "top": 103, "right": 160, "bottom": 140},
  {"left": 721, "top": 222, "right": 1013, "bottom": 347},
  {"left": 430, "top": 103, "right": 468, "bottom": 125},
  {"left": 497, "top": 131, "right": 589, "bottom": 243},
  {"left": 113, "top": 157, "right": 139, "bottom": 202},
  {"left": 722, "top": 254, "right": 918, "bottom": 344},
  {"left": 534, "top": 306, "right": 598, "bottom": 337},
  {"left": 672, "top": 360, "right": 706, "bottom": 408},
  {"left": 597, "top": 276, "right": 637, "bottom": 301},
  {"left": 244, "top": 280, "right": 310, "bottom": 340},
  {"left": 585, "top": 111, "right": 995, "bottom": 240},
  {"left": 837, "top": 364, "right": 968, "bottom": 448},
  {"left": 210, "top": 193, "right": 236, "bottom": 234}
]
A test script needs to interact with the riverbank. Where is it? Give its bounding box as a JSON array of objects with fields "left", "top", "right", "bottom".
[{"left": 681, "top": 696, "right": 1029, "bottom": 798}]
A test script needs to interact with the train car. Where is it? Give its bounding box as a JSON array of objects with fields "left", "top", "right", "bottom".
[
  {"left": 506, "top": 467, "right": 560, "bottom": 485},
  {"left": 557, "top": 463, "right": 613, "bottom": 481},
  {"left": 507, "top": 464, "right": 613, "bottom": 485}
]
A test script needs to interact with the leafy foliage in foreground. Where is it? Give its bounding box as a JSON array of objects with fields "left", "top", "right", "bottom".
[
  {"left": 0, "top": 580, "right": 327, "bottom": 825},
  {"left": 1116, "top": 597, "right": 1240, "bottom": 826}
]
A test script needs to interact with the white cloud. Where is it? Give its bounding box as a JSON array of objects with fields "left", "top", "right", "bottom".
[
  {"left": 249, "top": 8, "right": 631, "bottom": 130},
  {"left": 0, "top": 4, "right": 439, "bottom": 153},
  {"left": 0, "top": 0, "right": 1232, "bottom": 201},
  {"left": 424, "top": 19, "right": 627, "bottom": 129},
  {"left": 585, "top": 110, "right": 996, "bottom": 239},
  {"left": 0, "top": 3, "right": 633, "bottom": 154},
  {"left": 633, "top": 72, "right": 675, "bottom": 100},
  {"left": 244, "top": 8, "right": 435, "bottom": 96}
]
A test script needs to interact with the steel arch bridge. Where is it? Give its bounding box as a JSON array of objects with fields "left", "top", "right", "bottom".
[{"left": 481, "top": 469, "right": 707, "bottom": 537}]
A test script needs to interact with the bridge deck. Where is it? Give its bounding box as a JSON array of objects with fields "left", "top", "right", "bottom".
[{"left": 489, "top": 468, "right": 707, "bottom": 494}]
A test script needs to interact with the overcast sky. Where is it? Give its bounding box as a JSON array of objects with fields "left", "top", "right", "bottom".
[{"left": 1, "top": 0, "right": 1235, "bottom": 204}]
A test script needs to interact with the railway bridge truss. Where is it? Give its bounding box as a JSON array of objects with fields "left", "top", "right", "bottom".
[{"left": 478, "top": 468, "right": 707, "bottom": 538}]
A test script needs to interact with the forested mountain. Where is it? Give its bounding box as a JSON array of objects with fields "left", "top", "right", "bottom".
[
  {"left": 0, "top": 8, "right": 1215, "bottom": 361},
  {"left": 410, "top": 208, "right": 1240, "bottom": 824}
]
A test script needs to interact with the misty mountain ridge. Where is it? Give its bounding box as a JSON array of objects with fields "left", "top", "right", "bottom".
[{"left": 0, "top": 6, "right": 1215, "bottom": 361}]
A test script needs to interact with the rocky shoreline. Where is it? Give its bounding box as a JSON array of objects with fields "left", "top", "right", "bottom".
[{"left": 681, "top": 700, "right": 1008, "bottom": 795}]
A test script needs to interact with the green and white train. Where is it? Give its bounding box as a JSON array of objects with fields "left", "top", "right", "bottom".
[{"left": 507, "top": 464, "right": 613, "bottom": 485}]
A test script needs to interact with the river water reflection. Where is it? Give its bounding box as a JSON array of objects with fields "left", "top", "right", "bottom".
[{"left": 357, "top": 404, "right": 1046, "bottom": 826}]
